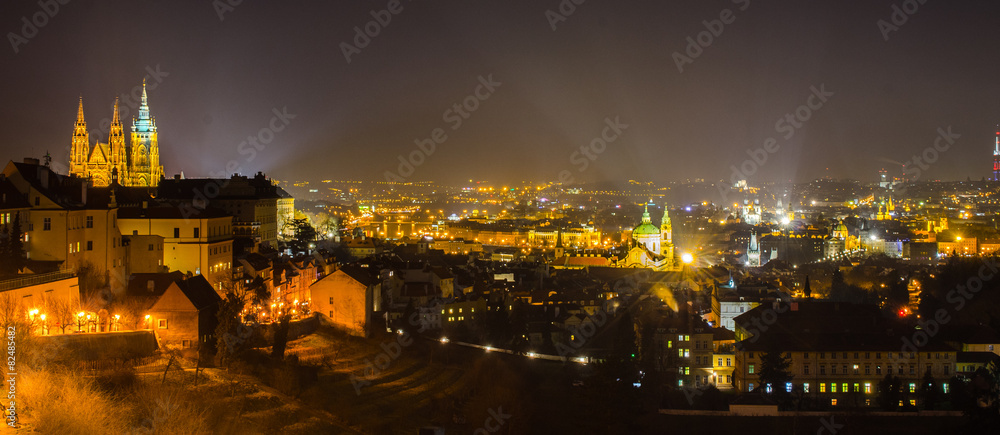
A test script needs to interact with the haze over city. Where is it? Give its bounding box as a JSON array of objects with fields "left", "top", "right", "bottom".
[{"left": 1, "top": 1, "right": 999, "bottom": 185}]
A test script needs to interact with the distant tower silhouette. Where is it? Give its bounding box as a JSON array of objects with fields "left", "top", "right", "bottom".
[
  {"left": 747, "top": 230, "right": 761, "bottom": 267},
  {"left": 994, "top": 125, "right": 1000, "bottom": 181}
]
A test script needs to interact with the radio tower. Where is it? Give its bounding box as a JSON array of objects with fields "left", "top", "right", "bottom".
[{"left": 994, "top": 126, "right": 1000, "bottom": 181}]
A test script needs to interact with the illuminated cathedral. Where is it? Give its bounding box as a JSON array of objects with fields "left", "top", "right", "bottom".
[
  {"left": 624, "top": 204, "right": 676, "bottom": 270},
  {"left": 69, "top": 80, "right": 163, "bottom": 187}
]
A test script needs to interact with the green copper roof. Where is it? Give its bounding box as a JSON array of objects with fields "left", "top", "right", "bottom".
[{"left": 633, "top": 205, "right": 660, "bottom": 236}]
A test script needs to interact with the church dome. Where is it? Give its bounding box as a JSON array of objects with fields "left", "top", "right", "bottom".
[{"left": 632, "top": 205, "right": 661, "bottom": 237}]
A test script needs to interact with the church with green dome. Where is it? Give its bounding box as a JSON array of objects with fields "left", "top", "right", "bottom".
[{"left": 624, "top": 204, "right": 676, "bottom": 270}]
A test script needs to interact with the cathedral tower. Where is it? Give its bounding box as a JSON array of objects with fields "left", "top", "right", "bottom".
[
  {"left": 69, "top": 97, "right": 89, "bottom": 177},
  {"left": 67, "top": 81, "right": 165, "bottom": 187},
  {"left": 129, "top": 79, "right": 162, "bottom": 186}
]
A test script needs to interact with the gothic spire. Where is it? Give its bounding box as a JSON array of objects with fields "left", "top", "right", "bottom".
[
  {"left": 76, "top": 96, "right": 86, "bottom": 125},
  {"left": 134, "top": 78, "right": 154, "bottom": 132},
  {"left": 111, "top": 97, "right": 121, "bottom": 126}
]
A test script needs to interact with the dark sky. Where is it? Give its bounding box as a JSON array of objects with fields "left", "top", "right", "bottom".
[{"left": 1, "top": 0, "right": 999, "bottom": 185}]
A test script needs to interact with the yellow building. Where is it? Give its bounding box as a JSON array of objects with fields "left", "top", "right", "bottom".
[
  {"left": 117, "top": 205, "right": 233, "bottom": 291},
  {"left": 69, "top": 81, "right": 164, "bottom": 187},
  {"left": 2, "top": 160, "right": 128, "bottom": 295}
]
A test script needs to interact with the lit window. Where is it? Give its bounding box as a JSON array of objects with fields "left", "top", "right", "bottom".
[
  {"left": 864, "top": 383, "right": 872, "bottom": 394},
  {"left": 803, "top": 383, "right": 810, "bottom": 393},
  {"left": 748, "top": 364, "right": 755, "bottom": 374},
  {"left": 820, "top": 383, "right": 826, "bottom": 393},
  {"left": 909, "top": 383, "right": 916, "bottom": 393}
]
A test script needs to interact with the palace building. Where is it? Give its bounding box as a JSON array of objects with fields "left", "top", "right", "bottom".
[{"left": 69, "top": 80, "right": 164, "bottom": 187}]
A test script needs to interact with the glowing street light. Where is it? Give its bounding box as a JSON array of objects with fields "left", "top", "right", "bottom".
[{"left": 681, "top": 253, "right": 694, "bottom": 264}]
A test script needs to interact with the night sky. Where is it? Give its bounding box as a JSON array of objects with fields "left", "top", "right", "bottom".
[{"left": 1, "top": 0, "right": 999, "bottom": 185}]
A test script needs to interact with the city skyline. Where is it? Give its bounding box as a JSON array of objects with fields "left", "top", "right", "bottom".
[{"left": 2, "top": 1, "right": 1000, "bottom": 184}]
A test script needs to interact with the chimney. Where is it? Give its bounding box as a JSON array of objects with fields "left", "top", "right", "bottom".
[
  {"left": 23, "top": 157, "right": 39, "bottom": 165},
  {"left": 37, "top": 167, "right": 48, "bottom": 189}
]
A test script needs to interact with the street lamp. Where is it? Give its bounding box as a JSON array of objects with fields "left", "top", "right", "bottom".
[
  {"left": 77, "top": 312, "right": 85, "bottom": 332},
  {"left": 681, "top": 253, "right": 694, "bottom": 265}
]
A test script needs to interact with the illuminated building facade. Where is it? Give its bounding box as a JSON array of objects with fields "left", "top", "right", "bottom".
[
  {"left": 69, "top": 80, "right": 164, "bottom": 187},
  {"left": 625, "top": 204, "right": 676, "bottom": 270}
]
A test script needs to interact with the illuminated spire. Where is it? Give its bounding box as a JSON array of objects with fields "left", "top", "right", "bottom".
[
  {"left": 134, "top": 78, "right": 154, "bottom": 132},
  {"left": 76, "top": 96, "right": 85, "bottom": 125},
  {"left": 641, "top": 204, "right": 651, "bottom": 224},
  {"left": 111, "top": 97, "right": 121, "bottom": 126}
]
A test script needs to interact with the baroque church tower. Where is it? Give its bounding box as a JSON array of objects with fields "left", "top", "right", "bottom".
[
  {"left": 660, "top": 204, "right": 675, "bottom": 268},
  {"left": 69, "top": 80, "right": 164, "bottom": 187}
]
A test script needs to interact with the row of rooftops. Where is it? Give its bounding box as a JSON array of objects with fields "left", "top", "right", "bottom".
[
  {"left": 732, "top": 299, "right": 1000, "bottom": 353},
  {"left": 0, "top": 160, "right": 290, "bottom": 214}
]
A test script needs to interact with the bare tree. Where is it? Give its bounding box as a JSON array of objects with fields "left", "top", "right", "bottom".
[{"left": 48, "top": 296, "right": 80, "bottom": 334}]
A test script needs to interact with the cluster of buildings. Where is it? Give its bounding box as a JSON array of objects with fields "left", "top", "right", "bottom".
[{"left": 0, "top": 84, "right": 316, "bottom": 350}]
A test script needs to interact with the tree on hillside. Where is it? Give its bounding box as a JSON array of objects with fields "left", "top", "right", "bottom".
[
  {"left": 758, "top": 347, "right": 794, "bottom": 408},
  {"left": 919, "top": 368, "right": 939, "bottom": 410},
  {"left": 215, "top": 291, "right": 252, "bottom": 365},
  {"left": 0, "top": 218, "right": 25, "bottom": 277},
  {"left": 271, "top": 314, "right": 292, "bottom": 360},
  {"left": 288, "top": 218, "right": 316, "bottom": 255},
  {"left": 247, "top": 276, "right": 270, "bottom": 309},
  {"left": 878, "top": 373, "right": 902, "bottom": 411},
  {"left": 7, "top": 214, "right": 24, "bottom": 274}
]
